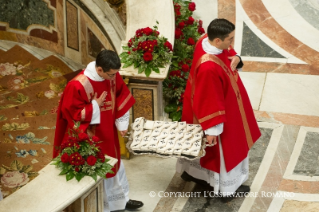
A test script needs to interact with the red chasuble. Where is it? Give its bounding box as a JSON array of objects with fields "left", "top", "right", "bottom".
[
  {"left": 182, "top": 34, "right": 261, "bottom": 173},
  {"left": 53, "top": 71, "right": 135, "bottom": 178}
]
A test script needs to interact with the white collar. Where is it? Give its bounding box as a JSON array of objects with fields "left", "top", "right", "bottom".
[
  {"left": 83, "top": 61, "right": 105, "bottom": 81},
  {"left": 202, "top": 37, "right": 223, "bottom": 55}
]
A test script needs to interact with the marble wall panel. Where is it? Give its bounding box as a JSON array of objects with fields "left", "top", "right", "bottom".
[
  {"left": 80, "top": 10, "right": 114, "bottom": 64},
  {"left": 87, "top": 27, "right": 105, "bottom": 58},
  {"left": 72, "top": 0, "right": 116, "bottom": 51},
  {"left": 66, "top": 1, "right": 79, "bottom": 51}
]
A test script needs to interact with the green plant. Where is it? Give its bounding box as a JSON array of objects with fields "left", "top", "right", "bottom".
[
  {"left": 51, "top": 122, "right": 114, "bottom": 182},
  {"left": 120, "top": 22, "right": 173, "bottom": 77},
  {"left": 163, "top": 0, "right": 205, "bottom": 121}
]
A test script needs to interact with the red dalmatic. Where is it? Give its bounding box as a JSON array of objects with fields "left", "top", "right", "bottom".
[
  {"left": 182, "top": 34, "right": 261, "bottom": 173},
  {"left": 53, "top": 71, "right": 135, "bottom": 177}
]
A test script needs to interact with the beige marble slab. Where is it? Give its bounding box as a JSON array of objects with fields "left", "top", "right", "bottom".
[
  {"left": 239, "top": 72, "right": 266, "bottom": 110},
  {"left": 259, "top": 73, "right": 319, "bottom": 116},
  {"left": 0, "top": 156, "right": 117, "bottom": 212}
]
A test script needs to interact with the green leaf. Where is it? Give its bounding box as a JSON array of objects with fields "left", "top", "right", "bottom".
[
  {"left": 122, "top": 46, "right": 130, "bottom": 51},
  {"left": 145, "top": 66, "right": 152, "bottom": 77},
  {"left": 152, "top": 66, "right": 160, "bottom": 73},
  {"left": 138, "top": 66, "right": 144, "bottom": 74},
  {"left": 122, "top": 61, "right": 134, "bottom": 68},
  {"left": 59, "top": 169, "right": 69, "bottom": 175},
  {"left": 164, "top": 104, "right": 178, "bottom": 113},
  {"left": 134, "top": 61, "right": 139, "bottom": 69},
  {"left": 75, "top": 172, "right": 85, "bottom": 182},
  {"left": 91, "top": 173, "right": 97, "bottom": 181},
  {"left": 66, "top": 172, "right": 75, "bottom": 181},
  {"left": 172, "top": 111, "right": 182, "bottom": 122}
]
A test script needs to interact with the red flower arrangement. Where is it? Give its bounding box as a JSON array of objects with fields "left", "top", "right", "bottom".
[
  {"left": 51, "top": 122, "right": 114, "bottom": 182},
  {"left": 120, "top": 22, "right": 173, "bottom": 77},
  {"left": 163, "top": 0, "right": 205, "bottom": 121}
]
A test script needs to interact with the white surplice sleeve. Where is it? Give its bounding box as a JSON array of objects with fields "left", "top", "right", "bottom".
[
  {"left": 204, "top": 123, "right": 224, "bottom": 136},
  {"left": 115, "top": 110, "right": 130, "bottom": 131},
  {"left": 90, "top": 100, "right": 100, "bottom": 124}
]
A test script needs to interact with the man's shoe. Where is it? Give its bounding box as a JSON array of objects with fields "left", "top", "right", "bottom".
[
  {"left": 181, "top": 172, "right": 212, "bottom": 188},
  {"left": 125, "top": 199, "right": 143, "bottom": 210},
  {"left": 236, "top": 185, "right": 250, "bottom": 196}
]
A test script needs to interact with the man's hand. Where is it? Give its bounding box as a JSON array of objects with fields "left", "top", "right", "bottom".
[
  {"left": 228, "top": 56, "right": 240, "bottom": 71},
  {"left": 206, "top": 135, "right": 217, "bottom": 146},
  {"left": 93, "top": 91, "right": 107, "bottom": 106},
  {"left": 120, "top": 130, "right": 128, "bottom": 137}
]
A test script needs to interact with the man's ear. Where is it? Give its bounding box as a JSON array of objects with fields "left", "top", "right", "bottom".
[{"left": 96, "top": 66, "right": 104, "bottom": 73}]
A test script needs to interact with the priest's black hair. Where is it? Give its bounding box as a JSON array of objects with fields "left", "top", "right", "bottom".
[
  {"left": 207, "top": 18, "right": 235, "bottom": 41},
  {"left": 96, "top": 49, "right": 121, "bottom": 72}
]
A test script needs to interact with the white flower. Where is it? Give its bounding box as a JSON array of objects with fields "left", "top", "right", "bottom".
[
  {"left": 1, "top": 171, "right": 30, "bottom": 188},
  {"left": 44, "top": 90, "right": 56, "bottom": 99}
]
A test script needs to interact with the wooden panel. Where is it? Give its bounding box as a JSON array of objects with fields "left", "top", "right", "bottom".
[{"left": 66, "top": 1, "right": 79, "bottom": 51}]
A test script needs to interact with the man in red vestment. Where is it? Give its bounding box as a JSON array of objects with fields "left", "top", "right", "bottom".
[
  {"left": 176, "top": 19, "right": 261, "bottom": 202},
  {"left": 53, "top": 50, "right": 143, "bottom": 211}
]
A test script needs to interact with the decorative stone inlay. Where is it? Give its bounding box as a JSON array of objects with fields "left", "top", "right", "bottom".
[
  {"left": 293, "top": 132, "right": 319, "bottom": 176},
  {"left": 0, "top": 0, "right": 55, "bottom": 31},
  {"left": 87, "top": 27, "right": 105, "bottom": 58},
  {"left": 66, "top": 1, "right": 79, "bottom": 51},
  {"left": 131, "top": 88, "right": 154, "bottom": 121},
  {"left": 241, "top": 23, "right": 285, "bottom": 58}
]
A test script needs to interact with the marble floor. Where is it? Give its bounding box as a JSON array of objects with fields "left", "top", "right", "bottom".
[
  {"left": 122, "top": 0, "right": 319, "bottom": 212},
  {"left": 0, "top": 0, "right": 318, "bottom": 211}
]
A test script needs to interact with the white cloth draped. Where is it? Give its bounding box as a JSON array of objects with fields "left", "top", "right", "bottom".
[
  {"left": 103, "top": 161, "right": 129, "bottom": 212},
  {"left": 176, "top": 38, "right": 249, "bottom": 196}
]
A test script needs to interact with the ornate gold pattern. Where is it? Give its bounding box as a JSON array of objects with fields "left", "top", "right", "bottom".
[{"left": 132, "top": 89, "right": 153, "bottom": 120}]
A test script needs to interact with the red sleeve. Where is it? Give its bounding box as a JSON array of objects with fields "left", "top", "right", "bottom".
[
  {"left": 193, "top": 62, "right": 227, "bottom": 130},
  {"left": 61, "top": 81, "right": 93, "bottom": 125},
  {"left": 115, "top": 72, "right": 135, "bottom": 118}
]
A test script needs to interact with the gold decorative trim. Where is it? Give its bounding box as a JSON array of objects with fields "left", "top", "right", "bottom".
[
  {"left": 118, "top": 93, "right": 132, "bottom": 111},
  {"left": 81, "top": 108, "right": 85, "bottom": 121},
  {"left": 198, "top": 111, "right": 225, "bottom": 123},
  {"left": 72, "top": 75, "right": 94, "bottom": 101}
]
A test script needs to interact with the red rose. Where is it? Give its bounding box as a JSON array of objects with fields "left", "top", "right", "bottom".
[
  {"left": 178, "top": 21, "right": 185, "bottom": 29},
  {"left": 175, "top": 10, "right": 181, "bottom": 16},
  {"left": 169, "top": 70, "right": 181, "bottom": 78},
  {"left": 92, "top": 136, "right": 100, "bottom": 143},
  {"left": 187, "top": 37, "right": 195, "bottom": 45},
  {"left": 175, "top": 28, "right": 182, "bottom": 39},
  {"left": 198, "top": 27, "right": 205, "bottom": 34},
  {"left": 181, "top": 64, "right": 190, "bottom": 72},
  {"left": 188, "top": 2, "right": 196, "bottom": 11},
  {"left": 152, "top": 40, "right": 158, "bottom": 46},
  {"left": 86, "top": 155, "right": 97, "bottom": 166},
  {"left": 75, "top": 167, "right": 80, "bottom": 172},
  {"left": 132, "top": 48, "right": 137, "bottom": 51},
  {"left": 187, "top": 16, "right": 194, "bottom": 25},
  {"left": 61, "top": 153, "right": 69, "bottom": 163},
  {"left": 143, "top": 27, "right": 153, "bottom": 36},
  {"left": 164, "top": 41, "right": 173, "bottom": 51},
  {"left": 199, "top": 20, "right": 203, "bottom": 27},
  {"left": 155, "top": 31, "right": 160, "bottom": 36},
  {"left": 78, "top": 133, "right": 89, "bottom": 141},
  {"left": 143, "top": 52, "right": 153, "bottom": 62}
]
